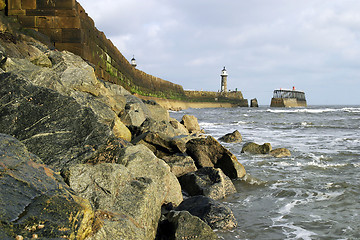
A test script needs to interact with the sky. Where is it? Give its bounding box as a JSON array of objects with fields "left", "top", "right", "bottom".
[{"left": 77, "top": 0, "right": 360, "bottom": 105}]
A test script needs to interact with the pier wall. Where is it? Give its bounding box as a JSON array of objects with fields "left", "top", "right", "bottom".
[{"left": 6, "top": 0, "right": 185, "bottom": 99}]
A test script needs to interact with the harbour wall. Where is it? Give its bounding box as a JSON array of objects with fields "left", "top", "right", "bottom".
[
  {"left": 6, "top": 0, "right": 185, "bottom": 99},
  {"left": 5, "top": 0, "right": 248, "bottom": 108}
]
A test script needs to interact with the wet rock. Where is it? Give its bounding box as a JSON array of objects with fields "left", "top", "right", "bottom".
[
  {"left": 181, "top": 114, "right": 201, "bottom": 134},
  {"left": 219, "top": 130, "right": 242, "bottom": 143},
  {"left": 176, "top": 196, "right": 237, "bottom": 230},
  {"left": 162, "top": 155, "right": 198, "bottom": 177},
  {"left": 270, "top": 148, "right": 291, "bottom": 158},
  {"left": 157, "top": 210, "right": 218, "bottom": 240},
  {"left": 178, "top": 167, "right": 236, "bottom": 200},
  {"left": 186, "top": 136, "right": 246, "bottom": 179},
  {"left": 241, "top": 142, "right": 272, "bottom": 154},
  {"left": 0, "top": 134, "right": 94, "bottom": 239},
  {"left": 0, "top": 72, "right": 118, "bottom": 171}
]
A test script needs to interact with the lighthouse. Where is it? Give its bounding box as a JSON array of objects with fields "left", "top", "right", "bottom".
[
  {"left": 131, "top": 56, "right": 137, "bottom": 67},
  {"left": 220, "top": 66, "right": 228, "bottom": 93}
]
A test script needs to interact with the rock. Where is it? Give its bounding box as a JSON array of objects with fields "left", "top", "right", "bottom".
[
  {"left": 118, "top": 145, "right": 183, "bottom": 207},
  {"left": 131, "top": 117, "right": 189, "bottom": 140},
  {"left": 4, "top": 50, "right": 132, "bottom": 141},
  {"left": 219, "top": 130, "right": 242, "bottom": 143},
  {"left": 178, "top": 167, "right": 237, "bottom": 200},
  {"left": 186, "top": 136, "right": 246, "bottom": 179},
  {"left": 250, "top": 98, "right": 259, "bottom": 107},
  {"left": 270, "top": 148, "right": 291, "bottom": 158},
  {"left": 157, "top": 210, "right": 218, "bottom": 240},
  {"left": 66, "top": 145, "right": 183, "bottom": 240},
  {"left": 162, "top": 155, "right": 198, "bottom": 177},
  {"left": 119, "top": 95, "right": 152, "bottom": 127},
  {"left": 176, "top": 196, "right": 237, "bottom": 230},
  {"left": 0, "top": 134, "right": 94, "bottom": 239},
  {"left": 169, "top": 117, "right": 189, "bottom": 135},
  {"left": 0, "top": 72, "right": 120, "bottom": 171},
  {"left": 143, "top": 99, "right": 170, "bottom": 122},
  {"left": 181, "top": 114, "right": 201, "bottom": 134},
  {"left": 241, "top": 142, "right": 272, "bottom": 154}
]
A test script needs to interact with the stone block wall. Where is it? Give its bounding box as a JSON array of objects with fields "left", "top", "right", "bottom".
[{"left": 6, "top": 0, "right": 185, "bottom": 99}]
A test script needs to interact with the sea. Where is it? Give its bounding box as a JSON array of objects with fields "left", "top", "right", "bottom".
[{"left": 170, "top": 105, "right": 360, "bottom": 240}]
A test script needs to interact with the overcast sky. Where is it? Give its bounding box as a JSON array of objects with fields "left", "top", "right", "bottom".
[{"left": 77, "top": 0, "right": 360, "bottom": 105}]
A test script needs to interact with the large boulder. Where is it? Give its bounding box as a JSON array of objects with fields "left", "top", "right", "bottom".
[
  {"left": 66, "top": 145, "right": 183, "bottom": 240},
  {"left": 270, "top": 148, "right": 291, "bottom": 158},
  {"left": 176, "top": 196, "right": 237, "bottom": 230},
  {"left": 157, "top": 211, "right": 218, "bottom": 240},
  {"left": 119, "top": 95, "right": 152, "bottom": 127},
  {"left": 0, "top": 134, "right": 94, "bottom": 239},
  {"left": 241, "top": 142, "right": 272, "bottom": 154},
  {"left": 178, "top": 167, "right": 236, "bottom": 200},
  {"left": 219, "top": 130, "right": 242, "bottom": 143},
  {"left": 186, "top": 136, "right": 246, "bottom": 179},
  {"left": 162, "top": 155, "right": 198, "bottom": 177},
  {"left": 181, "top": 114, "right": 201, "bottom": 134},
  {"left": 143, "top": 99, "right": 170, "bottom": 122},
  {"left": 169, "top": 117, "right": 189, "bottom": 135},
  {"left": 0, "top": 72, "right": 127, "bottom": 171},
  {"left": 3, "top": 50, "right": 131, "bottom": 141}
]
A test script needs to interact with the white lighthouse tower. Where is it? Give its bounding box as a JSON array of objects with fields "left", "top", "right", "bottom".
[
  {"left": 220, "top": 66, "right": 228, "bottom": 93},
  {"left": 131, "top": 55, "right": 137, "bottom": 67}
]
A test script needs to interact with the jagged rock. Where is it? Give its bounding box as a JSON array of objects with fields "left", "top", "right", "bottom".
[
  {"left": 219, "top": 130, "right": 242, "bottom": 143},
  {"left": 0, "top": 134, "right": 94, "bottom": 239},
  {"left": 250, "top": 98, "right": 259, "bottom": 107},
  {"left": 3, "top": 50, "right": 131, "bottom": 141},
  {"left": 157, "top": 210, "right": 218, "bottom": 240},
  {"left": 143, "top": 99, "right": 170, "bottom": 122},
  {"left": 0, "top": 72, "right": 122, "bottom": 171},
  {"left": 131, "top": 130, "right": 193, "bottom": 158},
  {"left": 176, "top": 196, "right": 237, "bottom": 230},
  {"left": 162, "top": 155, "right": 198, "bottom": 177},
  {"left": 181, "top": 114, "right": 201, "bottom": 134},
  {"left": 119, "top": 95, "right": 152, "bottom": 127},
  {"left": 270, "top": 148, "right": 291, "bottom": 158},
  {"left": 131, "top": 117, "right": 189, "bottom": 140},
  {"left": 241, "top": 142, "right": 272, "bottom": 154},
  {"left": 169, "top": 117, "right": 189, "bottom": 135},
  {"left": 66, "top": 144, "right": 183, "bottom": 240},
  {"left": 178, "top": 167, "right": 236, "bottom": 200},
  {"left": 186, "top": 136, "right": 246, "bottom": 179}
]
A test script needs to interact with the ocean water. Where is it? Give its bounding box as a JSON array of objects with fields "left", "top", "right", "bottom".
[{"left": 170, "top": 106, "right": 360, "bottom": 240}]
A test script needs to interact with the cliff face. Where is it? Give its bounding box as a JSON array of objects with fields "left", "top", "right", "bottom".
[{"left": 5, "top": 0, "right": 186, "bottom": 99}]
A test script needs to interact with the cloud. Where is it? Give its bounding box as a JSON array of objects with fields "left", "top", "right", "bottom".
[{"left": 77, "top": 0, "right": 360, "bottom": 105}]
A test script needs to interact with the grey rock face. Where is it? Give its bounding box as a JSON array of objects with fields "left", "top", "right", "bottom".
[
  {"left": 0, "top": 134, "right": 94, "bottom": 239},
  {"left": 176, "top": 196, "right": 237, "bottom": 230},
  {"left": 0, "top": 72, "right": 114, "bottom": 171},
  {"left": 178, "top": 167, "right": 236, "bottom": 200},
  {"left": 66, "top": 145, "right": 183, "bottom": 240},
  {"left": 162, "top": 155, "right": 197, "bottom": 177}
]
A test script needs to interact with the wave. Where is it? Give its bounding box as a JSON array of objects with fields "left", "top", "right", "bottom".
[{"left": 266, "top": 107, "right": 360, "bottom": 114}]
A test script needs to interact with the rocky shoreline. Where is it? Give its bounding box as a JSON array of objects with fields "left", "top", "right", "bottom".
[{"left": 0, "top": 18, "right": 250, "bottom": 239}]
